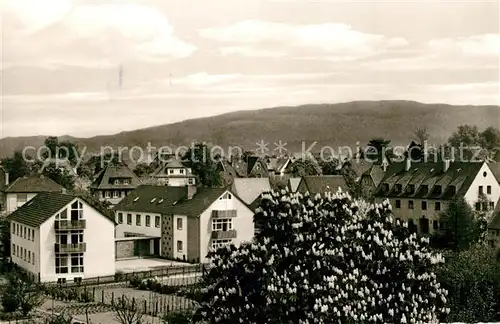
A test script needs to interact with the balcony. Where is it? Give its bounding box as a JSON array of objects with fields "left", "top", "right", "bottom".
[
  {"left": 212, "top": 210, "right": 237, "bottom": 218},
  {"left": 211, "top": 229, "right": 237, "bottom": 239},
  {"left": 55, "top": 243, "right": 86, "bottom": 253},
  {"left": 55, "top": 220, "right": 86, "bottom": 230}
]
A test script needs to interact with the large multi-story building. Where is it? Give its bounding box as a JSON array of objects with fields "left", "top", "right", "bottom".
[
  {"left": 7, "top": 192, "right": 115, "bottom": 283},
  {"left": 374, "top": 160, "right": 500, "bottom": 235},
  {"left": 90, "top": 163, "right": 142, "bottom": 205},
  {"left": 113, "top": 185, "right": 254, "bottom": 262}
]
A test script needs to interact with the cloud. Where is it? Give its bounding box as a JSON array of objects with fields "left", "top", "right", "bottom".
[
  {"left": 199, "top": 20, "right": 408, "bottom": 58},
  {"left": 428, "top": 34, "right": 500, "bottom": 57},
  {"left": 2, "top": 0, "right": 196, "bottom": 67},
  {"left": 220, "top": 46, "right": 288, "bottom": 58}
]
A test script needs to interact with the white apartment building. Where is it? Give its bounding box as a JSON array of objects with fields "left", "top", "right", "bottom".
[
  {"left": 8, "top": 192, "right": 115, "bottom": 283},
  {"left": 4, "top": 175, "right": 65, "bottom": 214},
  {"left": 114, "top": 185, "right": 255, "bottom": 263},
  {"left": 374, "top": 160, "right": 500, "bottom": 235}
]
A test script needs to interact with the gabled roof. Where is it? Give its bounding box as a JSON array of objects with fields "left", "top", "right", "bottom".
[
  {"left": 247, "top": 156, "right": 265, "bottom": 175},
  {"left": 347, "top": 159, "right": 374, "bottom": 179},
  {"left": 231, "top": 178, "right": 271, "bottom": 205},
  {"left": 267, "top": 157, "right": 290, "bottom": 173},
  {"left": 489, "top": 162, "right": 500, "bottom": 184},
  {"left": 288, "top": 177, "right": 302, "bottom": 192},
  {"left": 90, "top": 163, "right": 142, "bottom": 190},
  {"left": 6, "top": 192, "right": 114, "bottom": 227},
  {"left": 5, "top": 175, "right": 64, "bottom": 193},
  {"left": 374, "top": 161, "right": 485, "bottom": 199},
  {"left": 169, "top": 187, "right": 230, "bottom": 217},
  {"left": 232, "top": 159, "right": 248, "bottom": 177},
  {"left": 297, "top": 175, "right": 348, "bottom": 194},
  {"left": 153, "top": 158, "right": 194, "bottom": 178},
  {"left": 113, "top": 185, "right": 188, "bottom": 214}
]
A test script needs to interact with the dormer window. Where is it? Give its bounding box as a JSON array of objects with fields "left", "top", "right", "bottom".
[
  {"left": 406, "top": 184, "right": 415, "bottom": 194},
  {"left": 180, "top": 169, "right": 184, "bottom": 174},
  {"left": 448, "top": 186, "right": 456, "bottom": 195},
  {"left": 433, "top": 185, "right": 442, "bottom": 195},
  {"left": 169, "top": 169, "right": 174, "bottom": 174},
  {"left": 394, "top": 184, "right": 402, "bottom": 193},
  {"left": 114, "top": 179, "right": 120, "bottom": 185},
  {"left": 382, "top": 183, "right": 389, "bottom": 192},
  {"left": 420, "top": 185, "right": 428, "bottom": 194},
  {"left": 124, "top": 179, "right": 130, "bottom": 185}
]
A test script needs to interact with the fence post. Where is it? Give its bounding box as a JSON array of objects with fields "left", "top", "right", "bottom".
[
  {"left": 101, "top": 290, "right": 104, "bottom": 303},
  {"left": 143, "top": 300, "right": 147, "bottom": 314},
  {"left": 111, "top": 292, "right": 114, "bottom": 306},
  {"left": 93, "top": 287, "right": 96, "bottom": 300}
]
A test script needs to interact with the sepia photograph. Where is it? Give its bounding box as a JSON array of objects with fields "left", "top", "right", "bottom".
[{"left": 0, "top": 0, "right": 499, "bottom": 323}]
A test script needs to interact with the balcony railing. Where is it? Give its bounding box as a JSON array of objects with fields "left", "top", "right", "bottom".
[
  {"left": 55, "top": 243, "right": 86, "bottom": 253},
  {"left": 212, "top": 210, "right": 237, "bottom": 218},
  {"left": 55, "top": 220, "right": 86, "bottom": 230},
  {"left": 211, "top": 229, "right": 237, "bottom": 239}
]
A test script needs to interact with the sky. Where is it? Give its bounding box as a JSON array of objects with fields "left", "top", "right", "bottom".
[{"left": 1, "top": 0, "right": 499, "bottom": 138}]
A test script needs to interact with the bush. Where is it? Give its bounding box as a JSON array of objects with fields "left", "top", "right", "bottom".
[
  {"left": 195, "top": 190, "right": 449, "bottom": 323},
  {"left": 436, "top": 246, "right": 500, "bottom": 322},
  {"left": 1, "top": 293, "right": 19, "bottom": 313},
  {"left": 79, "top": 289, "right": 94, "bottom": 303},
  {"left": 114, "top": 271, "right": 124, "bottom": 282},
  {"left": 138, "top": 281, "right": 148, "bottom": 290},
  {"left": 161, "top": 285, "right": 180, "bottom": 295},
  {"left": 163, "top": 310, "right": 193, "bottom": 324},
  {"left": 129, "top": 275, "right": 142, "bottom": 287}
]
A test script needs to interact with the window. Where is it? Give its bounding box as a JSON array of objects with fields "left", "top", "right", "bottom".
[
  {"left": 475, "top": 202, "right": 481, "bottom": 211},
  {"left": 105, "top": 191, "right": 111, "bottom": 198},
  {"left": 11, "top": 223, "right": 14, "bottom": 234},
  {"left": 408, "top": 200, "right": 414, "bottom": 209},
  {"left": 127, "top": 214, "right": 132, "bottom": 225},
  {"left": 433, "top": 220, "right": 439, "bottom": 230},
  {"left": 23, "top": 227, "right": 26, "bottom": 239},
  {"left": 32, "top": 229, "right": 35, "bottom": 241},
  {"left": 395, "top": 200, "right": 401, "bottom": 208},
  {"left": 155, "top": 216, "right": 160, "bottom": 228},
  {"left": 219, "top": 192, "right": 232, "bottom": 200},
  {"left": 479, "top": 186, "right": 484, "bottom": 195},
  {"left": 17, "top": 193, "right": 27, "bottom": 204},
  {"left": 113, "top": 191, "right": 121, "bottom": 198},
  {"left": 16, "top": 245, "right": 19, "bottom": 257},
  {"left": 71, "top": 253, "right": 84, "bottom": 273},
  {"left": 482, "top": 202, "right": 488, "bottom": 211},
  {"left": 28, "top": 251, "right": 31, "bottom": 263},
  {"left": 136, "top": 215, "right": 141, "bottom": 226},
  {"left": 146, "top": 215, "right": 151, "bottom": 227},
  {"left": 188, "top": 178, "right": 194, "bottom": 185},
  {"left": 27, "top": 228, "right": 30, "bottom": 240},
  {"left": 177, "top": 218, "right": 183, "bottom": 230},
  {"left": 23, "top": 248, "right": 26, "bottom": 261},
  {"left": 489, "top": 201, "right": 495, "bottom": 210},
  {"left": 180, "top": 169, "right": 184, "bottom": 174},
  {"left": 212, "top": 239, "right": 231, "bottom": 250},
  {"left": 177, "top": 240, "right": 183, "bottom": 252},
  {"left": 487, "top": 186, "right": 492, "bottom": 194},
  {"left": 212, "top": 219, "right": 232, "bottom": 231},
  {"left": 114, "top": 179, "right": 120, "bottom": 185},
  {"left": 118, "top": 213, "right": 123, "bottom": 224},
  {"left": 406, "top": 184, "right": 415, "bottom": 194},
  {"left": 421, "top": 201, "right": 427, "bottom": 211},
  {"left": 169, "top": 169, "right": 174, "bottom": 174},
  {"left": 32, "top": 253, "right": 35, "bottom": 265},
  {"left": 124, "top": 179, "right": 130, "bottom": 185},
  {"left": 483, "top": 171, "right": 487, "bottom": 177},
  {"left": 433, "top": 186, "right": 442, "bottom": 195},
  {"left": 435, "top": 202, "right": 441, "bottom": 211},
  {"left": 12, "top": 244, "right": 15, "bottom": 256},
  {"left": 16, "top": 224, "right": 19, "bottom": 236},
  {"left": 70, "top": 230, "right": 84, "bottom": 244},
  {"left": 71, "top": 201, "right": 83, "bottom": 220},
  {"left": 394, "top": 184, "right": 402, "bottom": 193},
  {"left": 56, "top": 254, "right": 69, "bottom": 274}
]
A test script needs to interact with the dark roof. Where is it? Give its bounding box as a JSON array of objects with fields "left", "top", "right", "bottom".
[
  {"left": 170, "top": 187, "right": 229, "bottom": 217},
  {"left": 247, "top": 157, "right": 260, "bottom": 175},
  {"left": 249, "top": 196, "right": 262, "bottom": 211},
  {"left": 361, "top": 164, "right": 386, "bottom": 186},
  {"left": 374, "top": 161, "right": 484, "bottom": 199},
  {"left": 267, "top": 158, "right": 290, "bottom": 172},
  {"left": 113, "top": 185, "right": 188, "bottom": 214},
  {"left": 6, "top": 192, "right": 114, "bottom": 227},
  {"left": 489, "top": 197, "right": 500, "bottom": 230},
  {"left": 489, "top": 162, "right": 500, "bottom": 184},
  {"left": 90, "top": 164, "right": 142, "bottom": 190},
  {"left": 297, "top": 175, "right": 348, "bottom": 194},
  {"left": 5, "top": 175, "right": 64, "bottom": 193}
]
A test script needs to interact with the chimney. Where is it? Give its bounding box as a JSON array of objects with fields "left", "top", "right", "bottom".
[
  {"left": 187, "top": 184, "right": 197, "bottom": 200},
  {"left": 405, "top": 158, "right": 411, "bottom": 172},
  {"left": 5, "top": 172, "right": 9, "bottom": 186},
  {"left": 443, "top": 159, "right": 450, "bottom": 172}
]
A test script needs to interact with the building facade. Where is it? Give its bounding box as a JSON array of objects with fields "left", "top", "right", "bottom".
[
  {"left": 4, "top": 175, "right": 65, "bottom": 214},
  {"left": 374, "top": 160, "right": 500, "bottom": 235},
  {"left": 90, "top": 163, "right": 142, "bottom": 205},
  {"left": 8, "top": 193, "right": 115, "bottom": 283},
  {"left": 152, "top": 158, "right": 196, "bottom": 187}
]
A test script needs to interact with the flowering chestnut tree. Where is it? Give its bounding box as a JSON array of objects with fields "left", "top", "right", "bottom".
[{"left": 195, "top": 190, "right": 449, "bottom": 324}]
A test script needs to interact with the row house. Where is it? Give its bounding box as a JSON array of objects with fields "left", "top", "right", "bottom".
[
  {"left": 152, "top": 158, "right": 196, "bottom": 187},
  {"left": 114, "top": 184, "right": 254, "bottom": 263},
  {"left": 7, "top": 192, "right": 115, "bottom": 283},
  {"left": 90, "top": 163, "right": 142, "bottom": 205},
  {"left": 4, "top": 175, "right": 65, "bottom": 214},
  {"left": 374, "top": 160, "right": 500, "bottom": 235}
]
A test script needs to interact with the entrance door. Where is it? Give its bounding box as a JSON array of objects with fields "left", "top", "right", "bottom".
[{"left": 153, "top": 239, "right": 160, "bottom": 255}]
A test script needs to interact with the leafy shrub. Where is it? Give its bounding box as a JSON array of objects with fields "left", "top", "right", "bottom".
[
  {"left": 46, "top": 313, "right": 74, "bottom": 324},
  {"left": 129, "top": 275, "right": 142, "bottom": 287},
  {"left": 161, "top": 285, "right": 180, "bottom": 295},
  {"left": 163, "top": 310, "right": 193, "bottom": 324},
  {"left": 195, "top": 190, "right": 450, "bottom": 323},
  {"left": 79, "top": 289, "right": 94, "bottom": 303},
  {"left": 138, "top": 281, "right": 148, "bottom": 290},
  {"left": 1, "top": 293, "right": 19, "bottom": 313},
  {"left": 114, "top": 271, "right": 124, "bottom": 282}
]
